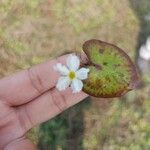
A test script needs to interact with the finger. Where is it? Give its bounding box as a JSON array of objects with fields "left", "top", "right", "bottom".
[
  {"left": 4, "top": 137, "right": 36, "bottom": 150},
  {"left": 16, "top": 88, "right": 88, "bottom": 131},
  {"left": 0, "top": 53, "right": 87, "bottom": 106},
  {"left": 0, "top": 55, "right": 66, "bottom": 106}
]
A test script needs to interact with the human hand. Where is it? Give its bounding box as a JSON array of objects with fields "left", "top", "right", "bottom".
[{"left": 0, "top": 54, "right": 88, "bottom": 150}]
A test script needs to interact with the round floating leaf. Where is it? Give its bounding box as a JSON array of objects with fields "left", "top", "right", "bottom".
[{"left": 82, "top": 39, "right": 139, "bottom": 98}]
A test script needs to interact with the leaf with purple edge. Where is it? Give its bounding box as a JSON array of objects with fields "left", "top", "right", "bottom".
[{"left": 82, "top": 39, "right": 139, "bottom": 98}]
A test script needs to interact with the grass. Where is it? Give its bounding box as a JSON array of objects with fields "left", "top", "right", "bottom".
[{"left": 0, "top": 0, "right": 150, "bottom": 149}]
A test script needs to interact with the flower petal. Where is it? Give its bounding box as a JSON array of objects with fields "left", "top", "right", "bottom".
[
  {"left": 56, "top": 77, "right": 71, "bottom": 91},
  {"left": 76, "top": 68, "right": 90, "bottom": 80},
  {"left": 71, "top": 79, "right": 83, "bottom": 93},
  {"left": 67, "top": 54, "right": 80, "bottom": 71},
  {"left": 53, "top": 63, "right": 69, "bottom": 75}
]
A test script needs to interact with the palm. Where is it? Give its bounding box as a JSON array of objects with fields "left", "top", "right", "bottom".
[{"left": 0, "top": 103, "right": 25, "bottom": 149}]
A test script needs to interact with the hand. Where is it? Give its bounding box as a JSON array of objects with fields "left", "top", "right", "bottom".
[{"left": 0, "top": 54, "right": 88, "bottom": 150}]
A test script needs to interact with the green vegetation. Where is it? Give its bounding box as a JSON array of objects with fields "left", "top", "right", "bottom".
[{"left": 0, "top": 0, "right": 149, "bottom": 149}]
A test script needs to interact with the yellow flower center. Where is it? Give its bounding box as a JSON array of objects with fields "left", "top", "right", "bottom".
[{"left": 68, "top": 71, "right": 76, "bottom": 80}]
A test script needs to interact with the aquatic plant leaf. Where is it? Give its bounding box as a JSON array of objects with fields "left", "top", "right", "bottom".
[{"left": 82, "top": 39, "right": 139, "bottom": 98}]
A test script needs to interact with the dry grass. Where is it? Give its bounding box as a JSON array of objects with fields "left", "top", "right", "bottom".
[{"left": 0, "top": 0, "right": 149, "bottom": 149}]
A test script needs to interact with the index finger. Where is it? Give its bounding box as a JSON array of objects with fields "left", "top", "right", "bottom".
[{"left": 0, "top": 53, "right": 86, "bottom": 106}]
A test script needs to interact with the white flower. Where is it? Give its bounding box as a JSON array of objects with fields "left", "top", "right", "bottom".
[
  {"left": 146, "top": 36, "right": 150, "bottom": 51},
  {"left": 54, "top": 54, "right": 90, "bottom": 93},
  {"left": 139, "top": 37, "right": 150, "bottom": 61}
]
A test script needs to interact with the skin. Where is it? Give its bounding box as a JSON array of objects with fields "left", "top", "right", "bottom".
[{"left": 0, "top": 54, "right": 88, "bottom": 150}]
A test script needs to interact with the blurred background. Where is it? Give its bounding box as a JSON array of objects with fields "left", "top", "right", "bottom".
[{"left": 0, "top": 0, "right": 150, "bottom": 149}]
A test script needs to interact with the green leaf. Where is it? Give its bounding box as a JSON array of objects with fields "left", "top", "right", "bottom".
[{"left": 82, "top": 39, "right": 139, "bottom": 98}]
